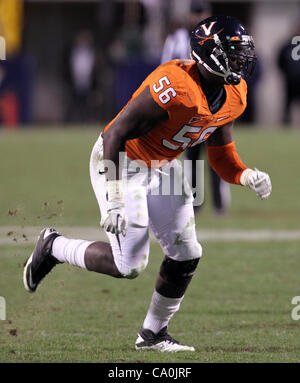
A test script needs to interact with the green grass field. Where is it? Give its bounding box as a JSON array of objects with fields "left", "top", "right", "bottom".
[{"left": 1, "top": 126, "right": 300, "bottom": 363}]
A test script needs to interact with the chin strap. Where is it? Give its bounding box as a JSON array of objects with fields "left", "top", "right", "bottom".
[
  {"left": 191, "top": 33, "right": 241, "bottom": 85},
  {"left": 224, "top": 72, "right": 241, "bottom": 85}
]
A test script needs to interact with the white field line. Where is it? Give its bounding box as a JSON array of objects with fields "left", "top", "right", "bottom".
[{"left": 1, "top": 226, "right": 300, "bottom": 246}]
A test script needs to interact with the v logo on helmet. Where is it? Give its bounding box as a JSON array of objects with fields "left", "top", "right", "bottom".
[
  {"left": 195, "top": 28, "right": 224, "bottom": 46},
  {"left": 200, "top": 21, "right": 216, "bottom": 36}
]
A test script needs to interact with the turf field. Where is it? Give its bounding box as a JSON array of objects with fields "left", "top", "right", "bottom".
[{"left": 0, "top": 126, "right": 300, "bottom": 363}]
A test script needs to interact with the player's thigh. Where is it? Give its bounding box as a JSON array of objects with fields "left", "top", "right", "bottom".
[
  {"left": 147, "top": 162, "right": 202, "bottom": 261},
  {"left": 148, "top": 194, "right": 201, "bottom": 261},
  {"left": 89, "top": 138, "right": 151, "bottom": 277}
]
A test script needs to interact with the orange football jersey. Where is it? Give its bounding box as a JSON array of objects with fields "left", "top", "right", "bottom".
[{"left": 104, "top": 59, "right": 247, "bottom": 168}]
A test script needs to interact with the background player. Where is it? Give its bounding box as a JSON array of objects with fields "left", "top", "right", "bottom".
[{"left": 23, "top": 16, "right": 272, "bottom": 352}]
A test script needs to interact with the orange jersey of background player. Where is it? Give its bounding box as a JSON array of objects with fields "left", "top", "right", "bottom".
[{"left": 104, "top": 59, "right": 247, "bottom": 168}]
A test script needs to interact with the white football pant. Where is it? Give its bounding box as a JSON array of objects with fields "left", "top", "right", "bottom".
[{"left": 89, "top": 134, "right": 202, "bottom": 278}]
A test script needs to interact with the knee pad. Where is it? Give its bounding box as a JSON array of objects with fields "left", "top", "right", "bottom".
[
  {"left": 159, "top": 256, "right": 200, "bottom": 285},
  {"left": 185, "top": 240, "right": 203, "bottom": 260},
  {"left": 172, "top": 239, "right": 202, "bottom": 262}
]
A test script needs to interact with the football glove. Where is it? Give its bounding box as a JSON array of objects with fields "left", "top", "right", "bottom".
[
  {"left": 101, "top": 180, "right": 128, "bottom": 236},
  {"left": 240, "top": 168, "right": 272, "bottom": 200}
]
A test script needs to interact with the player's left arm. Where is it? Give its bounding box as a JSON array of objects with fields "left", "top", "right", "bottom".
[{"left": 205, "top": 121, "right": 272, "bottom": 200}]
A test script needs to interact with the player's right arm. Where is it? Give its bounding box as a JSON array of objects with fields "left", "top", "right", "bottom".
[
  {"left": 101, "top": 86, "right": 169, "bottom": 236},
  {"left": 206, "top": 122, "right": 272, "bottom": 200}
]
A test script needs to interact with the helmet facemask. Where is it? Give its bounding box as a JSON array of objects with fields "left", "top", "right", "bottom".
[{"left": 223, "top": 35, "right": 257, "bottom": 79}]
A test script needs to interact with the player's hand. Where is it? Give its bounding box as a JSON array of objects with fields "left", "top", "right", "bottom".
[
  {"left": 240, "top": 168, "right": 272, "bottom": 200},
  {"left": 101, "top": 180, "right": 128, "bottom": 236},
  {"left": 101, "top": 201, "right": 128, "bottom": 236}
]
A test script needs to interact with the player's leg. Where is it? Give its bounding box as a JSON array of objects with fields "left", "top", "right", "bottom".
[
  {"left": 23, "top": 225, "right": 122, "bottom": 294},
  {"left": 135, "top": 160, "right": 202, "bottom": 352},
  {"left": 51, "top": 234, "right": 123, "bottom": 277},
  {"left": 84, "top": 241, "right": 122, "bottom": 277},
  {"left": 23, "top": 135, "right": 151, "bottom": 292},
  {"left": 88, "top": 136, "right": 152, "bottom": 278},
  {"left": 52, "top": 136, "right": 151, "bottom": 278}
]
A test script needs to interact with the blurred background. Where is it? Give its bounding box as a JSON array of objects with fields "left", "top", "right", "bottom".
[
  {"left": 1, "top": 2, "right": 300, "bottom": 363},
  {"left": 0, "top": 0, "right": 299, "bottom": 129}
]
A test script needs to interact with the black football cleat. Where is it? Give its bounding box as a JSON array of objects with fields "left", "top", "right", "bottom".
[
  {"left": 23, "top": 228, "right": 61, "bottom": 293},
  {"left": 135, "top": 326, "right": 195, "bottom": 352}
]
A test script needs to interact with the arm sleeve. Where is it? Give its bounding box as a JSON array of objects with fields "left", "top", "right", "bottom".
[{"left": 206, "top": 141, "right": 248, "bottom": 185}]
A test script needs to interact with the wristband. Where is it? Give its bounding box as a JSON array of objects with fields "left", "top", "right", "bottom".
[
  {"left": 106, "top": 180, "right": 123, "bottom": 202},
  {"left": 240, "top": 168, "right": 253, "bottom": 186}
]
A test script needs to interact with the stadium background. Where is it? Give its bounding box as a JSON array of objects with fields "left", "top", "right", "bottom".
[
  {"left": 0, "top": 0, "right": 299, "bottom": 126},
  {"left": 0, "top": 0, "right": 300, "bottom": 364}
]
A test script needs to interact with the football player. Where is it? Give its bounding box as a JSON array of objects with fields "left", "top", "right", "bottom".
[{"left": 23, "top": 16, "right": 272, "bottom": 352}]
